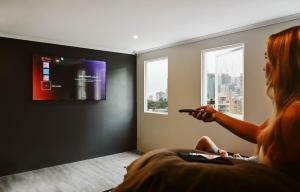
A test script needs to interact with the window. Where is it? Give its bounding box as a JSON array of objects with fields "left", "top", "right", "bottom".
[
  {"left": 201, "top": 44, "right": 244, "bottom": 120},
  {"left": 144, "top": 58, "right": 168, "bottom": 114}
]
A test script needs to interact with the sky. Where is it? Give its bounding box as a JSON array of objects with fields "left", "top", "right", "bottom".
[
  {"left": 203, "top": 45, "right": 244, "bottom": 77},
  {"left": 145, "top": 58, "right": 168, "bottom": 98}
]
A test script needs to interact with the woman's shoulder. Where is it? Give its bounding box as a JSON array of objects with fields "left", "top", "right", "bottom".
[
  {"left": 283, "top": 101, "right": 300, "bottom": 120},
  {"left": 281, "top": 102, "right": 300, "bottom": 134}
]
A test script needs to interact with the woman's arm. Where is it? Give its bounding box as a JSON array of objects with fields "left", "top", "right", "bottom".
[
  {"left": 191, "top": 106, "right": 268, "bottom": 143},
  {"left": 214, "top": 111, "right": 266, "bottom": 143}
]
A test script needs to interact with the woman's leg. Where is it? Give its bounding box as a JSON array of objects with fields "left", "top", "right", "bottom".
[
  {"left": 195, "top": 136, "right": 219, "bottom": 153},
  {"left": 195, "top": 136, "right": 228, "bottom": 157}
]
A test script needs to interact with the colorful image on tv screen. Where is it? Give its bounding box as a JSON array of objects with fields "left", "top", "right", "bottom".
[{"left": 33, "top": 55, "right": 106, "bottom": 101}]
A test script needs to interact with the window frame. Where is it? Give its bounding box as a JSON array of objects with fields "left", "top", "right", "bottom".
[
  {"left": 200, "top": 43, "right": 245, "bottom": 120},
  {"left": 144, "top": 57, "right": 169, "bottom": 115}
]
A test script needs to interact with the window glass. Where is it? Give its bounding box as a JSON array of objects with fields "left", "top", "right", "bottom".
[
  {"left": 144, "top": 58, "right": 168, "bottom": 114},
  {"left": 202, "top": 44, "right": 244, "bottom": 120}
]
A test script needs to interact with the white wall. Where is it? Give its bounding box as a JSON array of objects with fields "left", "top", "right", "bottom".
[{"left": 137, "top": 19, "right": 300, "bottom": 156}]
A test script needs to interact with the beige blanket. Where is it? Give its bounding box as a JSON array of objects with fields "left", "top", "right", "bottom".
[{"left": 113, "top": 148, "right": 300, "bottom": 192}]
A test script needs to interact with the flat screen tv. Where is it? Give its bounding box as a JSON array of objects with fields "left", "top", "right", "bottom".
[{"left": 33, "top": 54, "right": 106, "bottom": 101}]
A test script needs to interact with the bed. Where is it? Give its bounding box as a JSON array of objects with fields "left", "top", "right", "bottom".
[{"left": 112, "top": 148, "right": 300, "bottom": 192}]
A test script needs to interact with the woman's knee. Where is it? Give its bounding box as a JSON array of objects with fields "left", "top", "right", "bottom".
[
  {"left": 196, "top": 136, "right": 211, "bottom": 150},
  {"left": 197, "top": 136, "right": 212, "bottom": 145}
]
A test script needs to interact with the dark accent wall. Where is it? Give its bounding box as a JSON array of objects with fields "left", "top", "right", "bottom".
[{"left": 0, "top": 37, "right": 137, "bottom": 176}]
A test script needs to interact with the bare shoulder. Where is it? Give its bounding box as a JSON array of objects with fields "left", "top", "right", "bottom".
[
  {"left": 282, "top": 102, "right": 300, "bottom": 120},
  {"left": 281, "top": 102, "right": 300, "bottom": 133}
]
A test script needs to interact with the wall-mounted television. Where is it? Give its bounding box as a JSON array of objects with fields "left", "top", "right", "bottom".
[{"left": 33, "top": 54, "right": 106, "bottom": 101}]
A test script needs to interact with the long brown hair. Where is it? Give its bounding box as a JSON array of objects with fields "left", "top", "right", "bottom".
[{"left": 258, "top": 26, "right": 300, "bottom": 165}]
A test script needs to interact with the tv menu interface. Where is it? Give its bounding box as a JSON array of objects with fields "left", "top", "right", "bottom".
[{"left": 33, "top": 55, "right": 106, "bottom": 101}]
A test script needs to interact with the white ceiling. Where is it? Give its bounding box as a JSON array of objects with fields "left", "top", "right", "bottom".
[{"left": 0, "top": 0, "right": 300, "bottom": 54}]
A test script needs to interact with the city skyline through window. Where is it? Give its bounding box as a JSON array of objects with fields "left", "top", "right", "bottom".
[
  {"left": 144, "top": 58, "right": 168, "bottom": 114},
  {"left": 202, "top": 44, "right": 244, "bottom": 120}
]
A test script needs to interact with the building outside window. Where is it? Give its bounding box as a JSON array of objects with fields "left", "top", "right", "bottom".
[
  {"left": 201, "top": 44, "right": 244, "bottom": 120},
  {"left": 144, "top": 58, "right": 168, "bottom": 114}
]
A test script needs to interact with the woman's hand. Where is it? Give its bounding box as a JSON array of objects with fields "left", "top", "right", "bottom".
[{"left": 189, "top": 106, "right": 217, "bottom": 122}]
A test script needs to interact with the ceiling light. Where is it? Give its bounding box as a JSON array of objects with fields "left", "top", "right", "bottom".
[{"left": 133, "top": 35, "right": 139, "bottom": 39}]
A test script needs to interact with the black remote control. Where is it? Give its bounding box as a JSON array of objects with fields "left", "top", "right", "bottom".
[
  {"left": 179, "top": 109, "right": 213, "bottom": 119},
  {"left": 178, "top": 109, "right": 201, "bottom": 113}
]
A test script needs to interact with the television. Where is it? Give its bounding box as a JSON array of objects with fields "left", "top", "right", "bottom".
[{"left": 32, "top": 54, "right": 106, "bottom": 101}]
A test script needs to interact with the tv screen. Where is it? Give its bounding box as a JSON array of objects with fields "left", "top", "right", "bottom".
[{"left": 33, "top": 54, "right": 106, "bottom": 101}]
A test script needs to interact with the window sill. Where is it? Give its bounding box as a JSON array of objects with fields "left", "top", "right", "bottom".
[{"left": 144, "top": 111, "right": 168, "bottom": 115}]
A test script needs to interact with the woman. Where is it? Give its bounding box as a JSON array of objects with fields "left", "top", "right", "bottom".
[{"left": 190, "top": 26, "right": 300, "bottom": 173}]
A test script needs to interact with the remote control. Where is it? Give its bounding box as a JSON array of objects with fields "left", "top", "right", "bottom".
[{"left": 178, "top": 109, "right": 201, "bottom": 113}]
